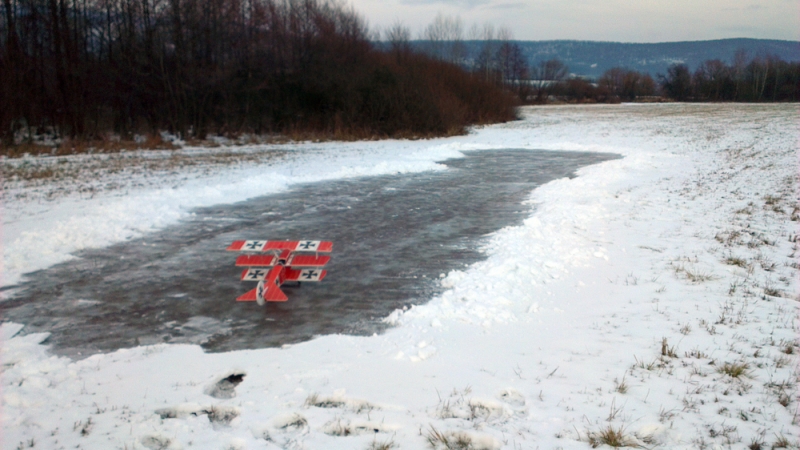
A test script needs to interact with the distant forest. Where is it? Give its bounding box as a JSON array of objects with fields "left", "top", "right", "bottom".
[
  {"left": 0, "top": 0, "right": 518, "bottom": 146},
  {"left": 521, "top": 55, "right": 800, "bottom": 104}
]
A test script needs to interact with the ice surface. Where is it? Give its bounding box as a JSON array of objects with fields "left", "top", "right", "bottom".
[{"left": 1, "top": 150, "right": 615, "bottom": 356}]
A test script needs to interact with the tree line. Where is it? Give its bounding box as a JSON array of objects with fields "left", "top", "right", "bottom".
[
  {"left": 407, "top": 17, "right": 799, "bottom": 105},
  {"left": 659, "top": 53, "right": 800, "bottom": 102},
  {"left": 507, "top": 54, "right": 799, "bottom": 104},
  {"left": 0, "top": 0, "right": 517, "bottom": 147}
]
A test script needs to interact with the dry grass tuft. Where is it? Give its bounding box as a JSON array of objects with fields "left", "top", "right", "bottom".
[
  {"left": 588, "top": 425, "right": 635, "bottom": 448},
  {"left": 614, "top": 376, "right": 629, "bottom": 394},
  {"left": 425, "top": 426, "right": 475, "bottom": 450},
  {"left": 367, "top": 437, "right": 398, "bottom": 450},
  {"left": 763, "top": 286, "right": 783, "bottom": 298},
  {"left": 748, "top": 437, "right": 765, "bottom": 450},
  {"left": 673, "top": 263, "right": 714, "bottom": 283},
  {"left": 717, "top": 361, "right": 750, "bottom": 378},
  {"left": 685, "top": 348, "right": 709, "bottom": 359},
  {"left": 772, "top": 434, "right": 791, "bottom": 448},
  {"left": 724, "top": 255, "right": 749, "bottom": 268},
  {"left": 661, "top": 338, "right": 678, "bottom": 358}
]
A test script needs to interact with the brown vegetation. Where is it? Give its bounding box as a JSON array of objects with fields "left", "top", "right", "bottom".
[{"left": 0, "top": 0, "right": 517, "bottom": 151}]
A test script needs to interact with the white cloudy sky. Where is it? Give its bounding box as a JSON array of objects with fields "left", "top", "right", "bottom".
[{"left": 349, "top": 0, "right": 799, "bottom": 42}]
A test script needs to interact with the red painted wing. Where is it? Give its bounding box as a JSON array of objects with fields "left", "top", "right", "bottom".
[
  {"left": 283, "top": 268, "right": 327, "bottom": 282},
  {"left": 287, "top": 254, "right": 330, "bottom": 267},
  {"left": 227, "top": 240, "right": 268, "bottom": 251},
  {"left": 264, "top": 240, "right": 332, "bottom": 252},
  {"left": 235, "top": 254, "right": 277, "bottom": 267},
  {"left": 227, "top": 240, "right": 333, "bottom": 252}
]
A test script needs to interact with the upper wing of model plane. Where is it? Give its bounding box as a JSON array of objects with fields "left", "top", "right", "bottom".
[{"left": 227, "top": 240, "right": 333, "bottom": 252}]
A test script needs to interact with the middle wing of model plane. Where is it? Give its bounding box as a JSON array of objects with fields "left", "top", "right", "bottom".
[
  {"left": 235, "top": 254, "right": 329, "bottom": 267},
  {"left": 235, "top": 254, "right": 278, "bottom": 267}
]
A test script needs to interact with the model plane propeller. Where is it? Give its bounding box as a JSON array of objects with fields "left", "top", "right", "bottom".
[{"left": 227, "top": 240, "right": 332, "bottom": 305}]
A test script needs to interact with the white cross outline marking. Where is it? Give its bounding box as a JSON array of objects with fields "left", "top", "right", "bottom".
[
  {"left": 246, "top": 269, "right": 266, "bottom": 280},
  {"left": 300, "top": 269, "right": 321, "bottom": 281},
  {"left": 243, "top": 240, "right": 267, "bottom": 251},
  {"left": 297, "top": 240, "right": 320, "bottom": 251}
]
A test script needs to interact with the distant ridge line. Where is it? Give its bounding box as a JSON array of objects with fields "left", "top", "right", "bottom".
[{"left": 408, "top": 38, "right": 800, "bottom": 78}]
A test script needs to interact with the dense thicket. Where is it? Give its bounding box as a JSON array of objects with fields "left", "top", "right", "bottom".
[
  {"left": 538, "top": 65, "right": 656, "bottom": 104},
  {"left": 0, "top": 0, "right": 517, "bottom": 146}
]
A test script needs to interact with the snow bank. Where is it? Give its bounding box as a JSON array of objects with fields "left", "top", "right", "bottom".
[{"left": 2, "top": 104, "right": 798, "bottom": 449}]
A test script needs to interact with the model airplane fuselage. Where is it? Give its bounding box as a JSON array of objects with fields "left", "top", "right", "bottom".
[{"left": 227, "top": 240, "right": 332, "bottom": 305}]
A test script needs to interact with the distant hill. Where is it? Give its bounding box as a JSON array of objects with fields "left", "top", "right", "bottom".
[{"left": 411, "top": 38, "right": 800, "bottom": 79}]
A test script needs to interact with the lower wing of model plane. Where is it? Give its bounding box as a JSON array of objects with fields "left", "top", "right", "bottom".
[{"left": 241, "top": 267, "right": 327, "bottom": 282}]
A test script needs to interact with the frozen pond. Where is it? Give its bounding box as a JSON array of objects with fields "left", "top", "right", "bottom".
[{"left": 1, "top": 149, "right": 617, "bottom": 357}]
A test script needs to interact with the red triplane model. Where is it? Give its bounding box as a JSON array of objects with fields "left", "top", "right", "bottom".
[{"left": 227, "top": 240, "right": 332, "bottom": 305}]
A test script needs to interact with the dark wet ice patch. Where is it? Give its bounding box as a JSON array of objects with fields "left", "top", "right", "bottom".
[{"left": 0, "top": 150, "right": 618, "bottom": 357}]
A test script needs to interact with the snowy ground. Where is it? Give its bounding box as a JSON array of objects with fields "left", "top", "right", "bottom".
[{"left": 2, "top": 104, "right": 798, "bottom": 450}]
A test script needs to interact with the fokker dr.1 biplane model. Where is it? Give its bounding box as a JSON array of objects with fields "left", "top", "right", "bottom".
[{"left": 227, "top": 240, "right": 332, "bottom": 305}]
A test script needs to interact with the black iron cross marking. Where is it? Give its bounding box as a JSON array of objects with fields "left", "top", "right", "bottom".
[
  {"left": 302, "top": 270, "right": 318, "bottom": 280},
  {"left": 245, "top": 241, "right": 265, "bottom": 250},
  {"left": 247, "top": 269, "right": 265, "bottom": 280},
  {"left": 298, "top": 241, "right": 317, "bottom": 250}
]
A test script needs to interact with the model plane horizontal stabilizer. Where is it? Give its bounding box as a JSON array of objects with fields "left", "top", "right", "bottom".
[
  {"left": 236, "top": 287, "right": 288, "bottom": 302},
  {"left": 236, "top": 288, "right": 258, "bottom": 301}
]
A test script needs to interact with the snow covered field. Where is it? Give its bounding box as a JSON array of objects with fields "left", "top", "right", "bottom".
[{"left": 2, "top": 104, "right": 798, "bottom": 449}]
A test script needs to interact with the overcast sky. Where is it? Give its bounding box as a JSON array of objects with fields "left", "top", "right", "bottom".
[{"left": 349, "top": 0, "right": 799, "bottom": 42}]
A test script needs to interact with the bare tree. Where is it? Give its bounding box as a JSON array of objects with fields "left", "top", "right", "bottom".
[
  {"left": 422, "top": 12, "right": 464, "bottom": 63},
  {"left": 531, "top": 59, "right": 568, "bottom": 103},
  {"left": 599, "top": 67, "right": 655, "bottom": 101},
  {"left": 473, "top": 25, "right": 512, "bottom": 73},
  {"left": 384, "top": 21, "right": 410, "bottom": 57},
  {"left": 693, "top": 59, "right": 731, "bottom": 101},
  {"left": 496, "top": 41, "right": 529, "bottom": 101},
  {"left": 659, "top": 64, "right": 692, "bottom": 101}
]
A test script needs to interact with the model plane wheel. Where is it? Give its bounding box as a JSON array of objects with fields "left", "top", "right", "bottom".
[{"left": 256, "top": 280, "right": 266, "bottom": 306}]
